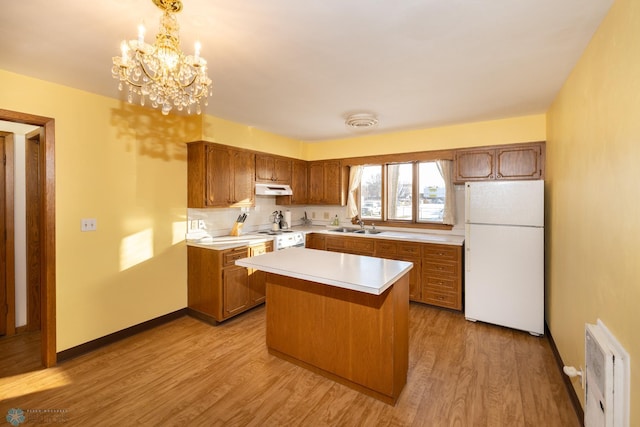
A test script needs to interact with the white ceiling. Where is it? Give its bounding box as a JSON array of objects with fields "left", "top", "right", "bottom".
[{"left": 0, "top": 0, "right": 613, "bottom": 141}]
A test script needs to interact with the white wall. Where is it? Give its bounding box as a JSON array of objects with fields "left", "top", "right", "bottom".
[
  {"left": 0, "top": 121, "right": 38, "bottom": 328},
  {"left": 13, "top": 133, "right": 26, "bottom": 327}
]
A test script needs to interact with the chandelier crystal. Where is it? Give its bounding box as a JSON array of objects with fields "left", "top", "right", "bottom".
[{"left": 111, "top": 0, "right": 212, "bottom": 115}]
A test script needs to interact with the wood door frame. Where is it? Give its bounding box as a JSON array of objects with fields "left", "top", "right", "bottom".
[
  {"left": 0, "top": 109, "right": 55, "bottom": 367},
  {"left": 0, "top": 132, "right": 16, "bottom": 337}
]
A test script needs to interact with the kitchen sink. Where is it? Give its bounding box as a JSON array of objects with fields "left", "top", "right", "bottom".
[
  {"left": 329, "top": 227, "right": 360, "bottom": 233},
  {"left": 352, "top": 229, "right": 384, "bottom": 234},
  {"left": 329, "top": 227, "right": 384, "bottom": 234}
]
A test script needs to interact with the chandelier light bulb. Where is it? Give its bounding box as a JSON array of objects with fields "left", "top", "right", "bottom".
[{"left": 137, "top": 23, "right": 146, "bottom": 43}]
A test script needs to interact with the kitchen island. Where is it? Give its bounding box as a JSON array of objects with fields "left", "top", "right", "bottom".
[{"left": 236, "top": 247, "right": 413, "bottom": 405}]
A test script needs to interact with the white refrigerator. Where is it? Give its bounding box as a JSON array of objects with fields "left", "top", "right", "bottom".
[{"left": 464, "top": 180, "right": 544, "bottom": 335}]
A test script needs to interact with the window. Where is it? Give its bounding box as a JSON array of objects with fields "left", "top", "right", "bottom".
[
  {"left": 418, "top": 162, "right": 445, "bottom": 222},
  {"left": 387, "top": 163, "right": 413, "bottom": 221},
  {"left": 358, "top": 161, "right": 450, "bottom": 225},
  {"left": 360, "top": 165, "right": 382, "bottom": 220}
]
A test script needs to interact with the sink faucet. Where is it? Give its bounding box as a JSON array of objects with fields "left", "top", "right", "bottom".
[{"left": 357, "top": 219, "right": 365, "bottom": 229}]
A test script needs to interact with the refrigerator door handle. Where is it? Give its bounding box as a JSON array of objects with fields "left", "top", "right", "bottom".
[{"left": 465, "top": 223, "right": 471, "bottom": 272}]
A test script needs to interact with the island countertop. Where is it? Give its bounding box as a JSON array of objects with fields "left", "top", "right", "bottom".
[{"left": 236, "top": 247, "right": 413, "bottom": 295}]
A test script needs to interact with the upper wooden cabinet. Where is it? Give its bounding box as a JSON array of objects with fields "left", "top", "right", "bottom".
[
  {"left": 276, "top": 159, "right": 308, "bottom": 205},
  {"left": 454, "top": 142, "right": 545, "bottom": 184},
  {"left": 255, "top": 154, "right": 292, "bottom": 184},
  {"left": 307, "top": 160, "right": 348, "bottom": 205},
  {"left": 187, "top": 141, "right": 255, "bottom": 208}
]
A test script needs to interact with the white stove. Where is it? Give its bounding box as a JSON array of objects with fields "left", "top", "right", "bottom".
[{"left": 258, "top": 230, "right": 305, "bottom": 250}]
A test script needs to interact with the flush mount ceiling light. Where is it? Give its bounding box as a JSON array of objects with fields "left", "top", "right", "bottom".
[
  {"left": 111, "top": 0, "right": 212, "bottom": 115},
  {"left": 345, "top": 113, "right": 379, "bottom": 130}
]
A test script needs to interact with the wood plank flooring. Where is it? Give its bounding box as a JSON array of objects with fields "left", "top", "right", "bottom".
[{"left": 0, "top": 303, "right": 579, "bottom": 426}]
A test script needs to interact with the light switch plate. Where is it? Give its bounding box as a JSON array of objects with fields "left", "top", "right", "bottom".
[{"left": 81, "top": 218, "right": 97, "bottom": 232}]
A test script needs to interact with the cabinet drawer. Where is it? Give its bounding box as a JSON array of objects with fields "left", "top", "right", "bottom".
[
  {"left": 375, "top": 241, "right": 397, "bottom": 257},
  {"left": 351, "top": 239, "right": 374, "bottom": 254},
  {"left": 325, "top": 237, "right": 347, "bottom": 250},
  {"left": 422, "top": 288, "right": 461, "bottom": 310},
  {"left": 223, "top": 247, "right": 249, "bottom": 267},
  {"left": 398, "top": 243, "right": 421, "bottom": 258},
  {"left": 422, "top": 244, "right": 459, "bottom": 261},
  {"left": 423, "top": 276, "right": 457, "bottom": 293},
  {"left": 423, "top": 261, "right": 459, "bottom": 277}
]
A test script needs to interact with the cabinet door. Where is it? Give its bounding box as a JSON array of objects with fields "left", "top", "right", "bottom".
[
  {"left": 205, "top": 145, "right": 232, "bottom": 206},
  {"left": 248, "top": 244, "right": 270, "bottom": 304},
  {"left": 256, "top": 155, "right": 292, "bottom": 184},
  {"left": 255, "top": 155, "right": 274, "bottom": 182},
  {"left": 308, "top": 162, "right": 324, "bottom": 204},
  {"left": 454, "top": 148, "right": 496, "bottom": 183},
  {"left": 222, "top": 265, "right": 250, "bottom": 318},
  {"left": 230, "top": 149, "right": 255, "bottom": 207},
  {"left": 306, "top": 233, "right": 326, "bottom": 250},
  {"left": 496, "top": 144, "right": 543, "bottom": 180},
  {"left": 323, "top": 160, "right": 343, "bottom": 205},
  {"left": 273, "top": 158, "right": 292, "bottom": 183},
  {"left": 290, "top": 160, "right": 308, "bottom": 204}
]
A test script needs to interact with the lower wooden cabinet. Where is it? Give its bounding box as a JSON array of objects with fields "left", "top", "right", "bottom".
[
  {"left": 375, "top": 240, "right": 422, "bottom": 301},
  {"left": 305, "top": 233, "right": 326, "bottom": 250},
  {"left": 309, "top": 233, "right": 463, "bottom": 311},
  {"left": 326, "top": 235, "right": 375, "bottom": 255},
  {"left": 421, "top": 244, "right": 462, "bottom": 310},
  {"left": 188, "top": 241, "right": 273, "bottom": 323}
]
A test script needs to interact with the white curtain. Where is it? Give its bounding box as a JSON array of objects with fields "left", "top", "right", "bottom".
[
  {"left": 436, "top": 160, "right": 456, "bottom": 225},
  {"left": 346, "top": 165, "right": 363, "bottom": 218}
]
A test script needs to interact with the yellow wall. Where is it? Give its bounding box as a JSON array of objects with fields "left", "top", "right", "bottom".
[
  {"left": 306, "top": 114, "right": 546, "bottom": 160},
  {"left": 0, "top": 70, "right": 201, "bottom": 350},
  {"left": 201, "top": 115, "right": 305, "bottom": 158},
  {"left": 546, "top": 0, "right": 639, "bottom": 422}
]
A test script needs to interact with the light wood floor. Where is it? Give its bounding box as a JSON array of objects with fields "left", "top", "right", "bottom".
[{"left": 0, "top": 303, "right": 579, "bottom": 426}]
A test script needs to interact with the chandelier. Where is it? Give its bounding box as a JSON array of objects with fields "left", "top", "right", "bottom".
[{"left": 111, "top": 0, "right": 212, "bottom": 115}]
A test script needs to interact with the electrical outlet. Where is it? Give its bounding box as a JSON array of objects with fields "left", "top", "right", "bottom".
[
  {"left": 198, "top": 220, "right": 205, "bottom": 229},
  {"left": 323, "top": 212, "right": 329, "bottom": 219},
  {"left": 81, "top": 218, "right": 97, "bottom": 232},
  {"left": 311, "top": 212, "right": 316, "bottom": 219}
]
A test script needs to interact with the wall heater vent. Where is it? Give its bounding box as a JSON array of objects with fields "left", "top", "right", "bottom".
[{"left": 584, "top": 319, "right": 630, "bottom": 427}]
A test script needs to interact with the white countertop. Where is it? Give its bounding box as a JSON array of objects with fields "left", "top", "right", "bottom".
[
  {"left": 186, "top": 226, "right": 464, "bottom": 251},
  {"left": 187, "top": 234, "right": 273, "bottom": 250},
  {"left": 299, "top": 226, "right": 465, "bottom": 246},
  {"left": 236, "top": 247, "right": 413, "bottom": 295}
]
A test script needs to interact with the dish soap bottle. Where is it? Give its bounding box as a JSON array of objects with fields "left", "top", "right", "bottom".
[{"left": 332, "top": 215, "right": 340, "bottom": 226}]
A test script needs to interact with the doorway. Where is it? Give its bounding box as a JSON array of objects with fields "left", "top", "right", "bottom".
[{"left": 0, "top": 109, "right": 55, "bottom": 368}]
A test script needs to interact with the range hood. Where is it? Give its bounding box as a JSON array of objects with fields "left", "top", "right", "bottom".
[{"left": 255, "top": 183, "right": 293, "bottom": 196}]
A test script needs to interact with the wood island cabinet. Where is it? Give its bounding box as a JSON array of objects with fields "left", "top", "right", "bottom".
[
  {"left": 187, "top": 241, "right": 273, "bottom": 323},
  {"left": 308, "top": 233, "right": 463, "bottom": 311},
  {"left": 255, "top": 154, "right": 292, "bottom": 184},
  {"left": 454, "top": 142, "right": 544, "bottom": 184},
  {"left": 187, "top": 141, "right": 255, "bottom": 208}
]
